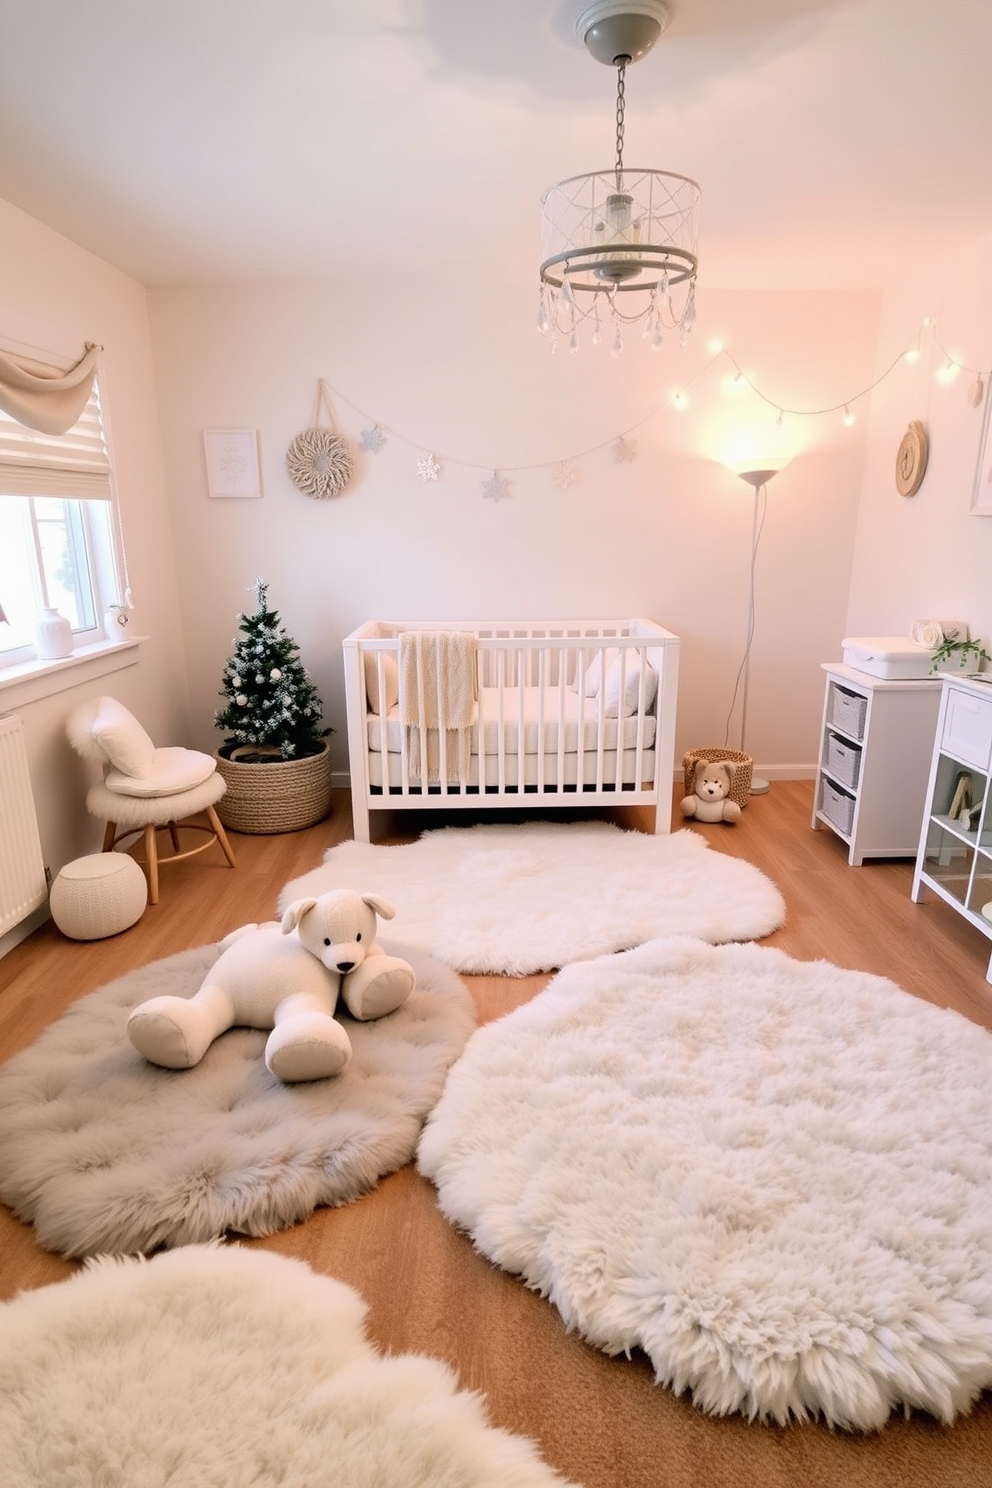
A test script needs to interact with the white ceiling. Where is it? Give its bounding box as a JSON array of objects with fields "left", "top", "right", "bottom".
[{"left": 0, "top": 0, "right": 990, "bottom": 292}]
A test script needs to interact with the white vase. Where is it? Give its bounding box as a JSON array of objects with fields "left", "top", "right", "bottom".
[
  {"left": 35, "top": 606, "right": 73, "bottom": 659},
  {"left": 105, "top": 606, "right": 132, "bottom": 643}
]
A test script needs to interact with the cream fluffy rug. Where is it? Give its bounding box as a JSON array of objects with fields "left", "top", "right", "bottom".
[
  {"left": 280, "top": 822, "right": 786, "bottom": 973},
  {"left": 417, "top": 937, "right": 992, "bottom": 1430},
  {"left": 0, "top": 941, "right": 475, "bottom": 1258},
  {"left": 0, "top": 1243, "right": 575, "bottom": 1488}
]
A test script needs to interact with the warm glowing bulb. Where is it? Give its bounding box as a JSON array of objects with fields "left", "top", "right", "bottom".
[
  {"left": 904, "top": 347, "right": 919, "bottom": 363},
  {"left": 672, "top": 391, "right": 686, "bottom": 410},
  {"left": 937, "top": 360, "right": 960, "bottom": 384},
  {"left": 775, "top": 409, "right": 785, "bottom": 429},
  {"left": 843, "top": 406, "right": 855, "bottom": 426},
  {"left": 708, "top": 338, "right": 724, "bottom": 355}
]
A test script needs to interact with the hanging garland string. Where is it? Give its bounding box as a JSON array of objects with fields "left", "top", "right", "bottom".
[{"left": 313, "top": 315, "right": 990, "bottom": 488}]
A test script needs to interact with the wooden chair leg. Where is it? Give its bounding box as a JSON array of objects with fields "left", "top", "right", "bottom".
[
  {"left": 102, "top": 821, "right": 117, "bottom": 852},
  {"left": 206, "top": 805, "right": 237, "bottom": 868},
  {"left": 168, "top": 822, "right": 181, "bottom": 853},
  {"left": 144, "top": 824, "right": 160, "bottom": 905}
]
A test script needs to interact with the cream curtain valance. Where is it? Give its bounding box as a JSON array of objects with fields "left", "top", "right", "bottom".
[
  {"left": 0, "top": 342, "right": 101, "bottom": 436},
  {"left": 0, "top": 343, "right": 112, "bottom": 501}
]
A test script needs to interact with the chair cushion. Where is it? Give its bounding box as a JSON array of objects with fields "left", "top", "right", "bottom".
[
  {"left": 105, "top": 747, "right": 217, "bottom": 799},
  {"left": 90, "top": 697, "right": 157, "bottom": 778}
]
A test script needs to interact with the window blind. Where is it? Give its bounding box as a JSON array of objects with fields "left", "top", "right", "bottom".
[{"left": 0, "top": 359, "right": 112, "bottom": 500}]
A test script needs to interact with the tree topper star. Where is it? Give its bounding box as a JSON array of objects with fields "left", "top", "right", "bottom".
[
  {"left": 416, "top": 453, "right": 441, "bottom": 482},
  {"left": 482, "top": 470, "right": 510, "bottom": 502}
]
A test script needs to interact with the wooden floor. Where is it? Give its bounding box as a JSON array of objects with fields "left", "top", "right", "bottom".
[{"left": 2, "top": 782, "right": 992, "bottom": 1488}]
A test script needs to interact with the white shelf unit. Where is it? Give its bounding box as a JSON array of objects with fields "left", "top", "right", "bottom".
[
  {"left": 812, "top": 664, "right": 943, "bottom": 867},
  {"left": 912, "top": 673, "right": 992, "bottom": 984}
]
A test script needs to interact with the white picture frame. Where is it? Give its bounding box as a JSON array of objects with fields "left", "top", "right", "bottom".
[
  {"left": 970, "top": 384, "right": 992, "bottom": 515},
  {"left": 203, "top": 429, "right": 262, "bottom": 499}
]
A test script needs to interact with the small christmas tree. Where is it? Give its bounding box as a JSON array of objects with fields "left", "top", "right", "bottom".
[{"left": 215, "top": 578, "right": 330, "bottom": 761}]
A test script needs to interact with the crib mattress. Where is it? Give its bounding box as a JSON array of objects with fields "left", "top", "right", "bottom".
[
  {"left": 366, "top": 686, "right": 657, "bottom": 757},
  {"left": 367, "top": 746, "right": 657, "bottom": 792}
]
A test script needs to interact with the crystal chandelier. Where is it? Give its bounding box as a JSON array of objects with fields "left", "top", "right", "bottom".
[{"left": 539, "top": 1, "right": 700, "bottom": 355}]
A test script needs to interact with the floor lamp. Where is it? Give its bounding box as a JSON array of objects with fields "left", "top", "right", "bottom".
[{"left": 730, "top": 460, "right": 788, "bottom": 795}]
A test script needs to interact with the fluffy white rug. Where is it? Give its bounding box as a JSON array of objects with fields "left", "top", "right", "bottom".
[
  {"left": 280, "top": 822, "right": 786, "bottom": 974},
  {"left": 417, "top": 936, "right": 992, "bottom": 1430},
  {"left": 0, "top": 1243, "right": 575, "bottom": 1488},
  {"left": 0, "top": 941, "right": 475, "bottom": 1258}
]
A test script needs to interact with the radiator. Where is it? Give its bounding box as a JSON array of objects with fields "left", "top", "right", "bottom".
[{"left": 0, "top": 714, "right": 48, "bottom": 936}]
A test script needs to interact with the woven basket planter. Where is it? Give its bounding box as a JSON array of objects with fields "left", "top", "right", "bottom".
[
  {"left": 682, "top": 747, "right": 753, "bottom": 811},
  {"left": 215, "top": 741, "right": 332, "bottom": 834}
]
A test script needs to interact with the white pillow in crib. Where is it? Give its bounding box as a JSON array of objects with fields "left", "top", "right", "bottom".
[
  {"left": 364, "top": 652, "right": 399, "bottom": 714},
  {"left": 569, "top": 648, "right": 619, "bottom": 696},
  {"left": 603, "top": 655, "right": 659, "bottom": 717}
]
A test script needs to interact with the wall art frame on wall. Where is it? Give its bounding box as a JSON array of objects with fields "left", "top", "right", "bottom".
[
  {"left": 203, "top": 429, "right": 262, "bottom": 499},
  {"left": 970, "top": 384, "right": 992, "bottom": 515}
]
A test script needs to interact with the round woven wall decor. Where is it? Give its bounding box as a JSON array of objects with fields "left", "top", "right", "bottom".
[
  {"left": 895, "top": 420, "right": 928, "bottom": 497},
  {"left": 285, "top": 379, "right": 355, "bottom": 499}
]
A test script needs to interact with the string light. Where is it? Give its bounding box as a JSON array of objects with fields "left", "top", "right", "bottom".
[{"left": 294, "top": 314, "right": 989, "bottom": 492}]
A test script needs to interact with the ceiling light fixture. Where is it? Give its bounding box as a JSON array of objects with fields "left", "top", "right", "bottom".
[{"left": 538, "top": 0, "right": 700, "bottom": 355}]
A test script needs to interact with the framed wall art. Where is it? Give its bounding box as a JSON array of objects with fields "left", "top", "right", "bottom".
[
  {"left": 203, "top": 429, "right": 262, "bottom": 499},
  {"left": 970, "top": 383, "right": 992, "bottom": 515}
]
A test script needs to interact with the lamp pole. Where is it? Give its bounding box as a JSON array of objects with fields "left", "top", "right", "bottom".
[{"left": 733, "top": 464, "right": 785, "bottom": 795}]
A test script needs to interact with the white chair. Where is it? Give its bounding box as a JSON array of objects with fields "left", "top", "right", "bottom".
[{"left": 66, "top": 695, "right": 236, "bottom": 904}]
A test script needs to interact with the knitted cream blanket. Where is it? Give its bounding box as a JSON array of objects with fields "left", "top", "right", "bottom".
[{"left": 398, "top": 631, "right": 478, "bottom": 785}]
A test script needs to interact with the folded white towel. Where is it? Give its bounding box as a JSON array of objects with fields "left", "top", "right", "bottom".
[{"left": 398, "top": 631, "right": 478, "bottom": 784}]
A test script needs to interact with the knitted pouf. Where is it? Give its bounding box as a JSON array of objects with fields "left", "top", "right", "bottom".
[{"left": 49, "top": 854, "right": 148, "bottom": 941}]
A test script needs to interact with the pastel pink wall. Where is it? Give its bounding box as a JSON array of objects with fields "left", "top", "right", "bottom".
[
  {"left": 0, "top": 198, "right": 187, "bottom": 907},
  {"left": 147, "top": 276, "right": 881, "bottom": 782},
  {"left": 847, "top": 230, "right": 992, "bottom": 650}
]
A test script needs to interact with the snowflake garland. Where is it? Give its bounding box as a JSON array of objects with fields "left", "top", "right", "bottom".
[
  {"left": 613, "top": 436, "right": 636, "bottom": 464},
  {"left": 482, "top": 470, "right": 510, "bottom": 502},
  {"left": 553, "top": 461, "right": 577, "bottom": 490},
  {"left": 416, "top": 453, "right": 442, "bottom": 482},
  {"left": 359, "top": 424, "right": 386, "bottom": 454}
]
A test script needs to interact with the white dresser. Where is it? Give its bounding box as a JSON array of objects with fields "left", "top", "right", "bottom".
[
  {"left": 812, "top": 664, "right": 943, "bottom": 866},
  {"left": 912, "top": 673, "right": 992, "bottom": 983}
]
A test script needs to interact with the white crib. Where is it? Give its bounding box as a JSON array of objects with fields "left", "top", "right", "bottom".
[{"left": 342, "top": 618, "right": 679, "bottom": 843}]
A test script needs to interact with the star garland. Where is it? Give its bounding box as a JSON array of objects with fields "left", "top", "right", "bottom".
[
  {"left": 416, "top": 453, "right": 441, "bottom": 482},
  {"left": 482, "top": 470, "right": 510, "bottom": 502},
  {"left": 301, "top": 314, "right": 989, "bottom": 503},
  {"left": 359, "top": 424, "right": 386, "bottom": 454}
]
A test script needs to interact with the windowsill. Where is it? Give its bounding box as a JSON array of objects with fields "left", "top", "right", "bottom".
[{"left": 0, "top": 636, "right": 148, "bottom": 710}]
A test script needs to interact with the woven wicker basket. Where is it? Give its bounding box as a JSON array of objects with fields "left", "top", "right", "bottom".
[
  {"left": 215, "top": 742, "right": 332, "bottom": 834},
  {"left": 682, "top": 747, "right": 753, "bottom": 811}
]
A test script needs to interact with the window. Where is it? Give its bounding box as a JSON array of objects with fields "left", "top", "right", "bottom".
[{"left": 0, "top": 349, "right": 127, "bottom": 669}]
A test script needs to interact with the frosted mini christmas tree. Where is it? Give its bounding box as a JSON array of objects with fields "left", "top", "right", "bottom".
[{"left": 215, "top": 578, "right": 329, "bottom": 761}]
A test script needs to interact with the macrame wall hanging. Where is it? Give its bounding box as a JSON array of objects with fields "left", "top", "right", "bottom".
[{"left": 285, "top": 378, "right": 355, "bottom": 499}]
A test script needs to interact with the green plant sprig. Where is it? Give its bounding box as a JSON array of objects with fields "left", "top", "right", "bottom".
[{"left": 929, "top": 636, "right": 992, "bottom": 674}]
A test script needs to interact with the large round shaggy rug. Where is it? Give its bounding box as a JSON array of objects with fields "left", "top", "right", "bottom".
[
  {"left": 280, "top": 821, "right": 786, "bottom": 974},
  {"left": 0, "top": 941, "right": 475, "bottom": 1258},
  {"left": 417, "top": 936, "right": 992, "bottom": 1430},
  {"left": 0, "top": 1243, "right": 575, "bottom": 1488}
]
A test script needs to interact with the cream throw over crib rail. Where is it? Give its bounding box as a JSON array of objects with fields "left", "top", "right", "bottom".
[{"left": 343, "top": 619, "right": 679, "bottom": 842}]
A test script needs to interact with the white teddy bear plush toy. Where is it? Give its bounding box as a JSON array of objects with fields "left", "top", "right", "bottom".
[
  {"left": 679, "top": 760, "right": 742, "bottom": 824},
  {"left": 126, "top": 889, "right": 415, "bottom": 1083}
]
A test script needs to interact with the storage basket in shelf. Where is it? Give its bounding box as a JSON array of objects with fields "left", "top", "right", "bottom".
[
  {"left": 819, "top": 777, "right": 855, "bottom": 836},
  {"left": 214, "top": 741, "right": 332, "bottom": 834},
  {"left": 824, "top": 731, "right": 862, "bottom": 790},
  {"left": 682, "top": 748, "right": 753, "bottom": 810},
  {"left": 828, "top": 684, "right": 867, "bottom": 740}
]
